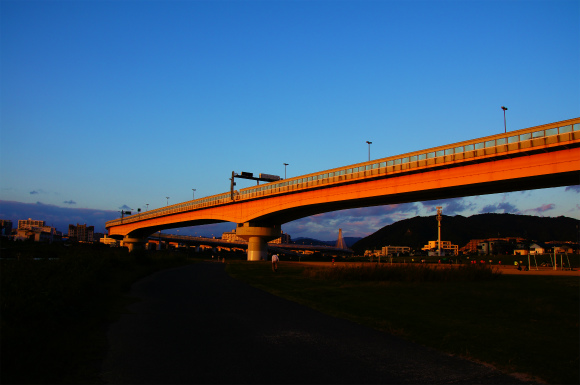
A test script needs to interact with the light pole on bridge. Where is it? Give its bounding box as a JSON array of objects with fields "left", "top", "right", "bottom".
[
  {"left": 366, "top": 141, "right": 372, "bottom": 162},
  {"left": 283, "top": 163, "right": 289, "bottom": 179},
  {"left": 501, "top": 106, "right": 508, "bottom": 133},
  {"left": 192, "top": 189, "right": 196, "bottom": 200},
  {"left": 166, "top": 196, "right": 170, "bottom": 206}
]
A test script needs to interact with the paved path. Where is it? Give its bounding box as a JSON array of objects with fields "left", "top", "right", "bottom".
[{"left": 100, "top": 263, "right": 527, "bottom": 384}]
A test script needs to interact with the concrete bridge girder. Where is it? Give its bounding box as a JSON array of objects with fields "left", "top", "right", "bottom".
[
  {"left": 235, "top": 223, "right": 281, "bottom": 261},
  {"left": 123, "top": 237, "right": 148, "bottom": 252}
]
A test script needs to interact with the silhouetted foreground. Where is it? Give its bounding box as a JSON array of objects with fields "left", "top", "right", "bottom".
[{"left": 100, "top": 263, "right": 527, "bottom": 384}]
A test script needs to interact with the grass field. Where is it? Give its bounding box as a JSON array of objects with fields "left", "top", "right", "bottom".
[{"left": 226, "top": 261, "right": 580, "bottom": 384}]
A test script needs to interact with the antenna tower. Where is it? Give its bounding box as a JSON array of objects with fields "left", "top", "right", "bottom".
[{"left": 436, "top": 207, "right": 442, "bottom": 257}]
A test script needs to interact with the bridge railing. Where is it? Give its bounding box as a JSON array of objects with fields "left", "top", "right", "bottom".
[
  {"left": 237, "top": 119, "right": 579, "bottom": 199},
  {"left": 106, "top": 118, "right": 579, "bottom": 228}
]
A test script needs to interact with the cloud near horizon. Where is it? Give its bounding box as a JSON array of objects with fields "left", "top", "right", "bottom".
[
  {"left": 283, "top": 203, "right": 422, "bottom": 239},
  {"left": 523, "top": 203, "right": 556, "bottom": 215},
  {"left": 0, "top": 200, "right": 118, "bottom": 233},
  {"left": 421, "top": 198, "right": 477, "bottom": 215},
  {"left": 479, "top": 202, "right": 519, "bottom": 214}
]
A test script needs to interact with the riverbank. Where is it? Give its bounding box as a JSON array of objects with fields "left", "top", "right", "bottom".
[
  {"left": 292, "top": 261, "right": 580, "bottom": 276},
  {"left": 227, "top": 261, "right": 579, "bottom": 384}
]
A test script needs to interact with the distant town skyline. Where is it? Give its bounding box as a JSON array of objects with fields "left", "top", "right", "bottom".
[{"left": 1, "top": 0, "right": 578, "bottom": 240}]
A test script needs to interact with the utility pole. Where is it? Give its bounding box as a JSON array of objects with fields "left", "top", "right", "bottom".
[
  {"left": 366, "top": 141, "right": 372, "bottom": 161},
  {"left": 436, "top": 206, "right": 442, "bottom": 257}
]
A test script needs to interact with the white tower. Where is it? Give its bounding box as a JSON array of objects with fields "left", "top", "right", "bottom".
[{"left": 336, "top": 228, "right": 347, "bottom": 249}]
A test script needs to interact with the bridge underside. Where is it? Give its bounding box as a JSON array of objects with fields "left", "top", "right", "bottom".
[{"left": 259, "top": 170, "right": 580, "bottom": 225}]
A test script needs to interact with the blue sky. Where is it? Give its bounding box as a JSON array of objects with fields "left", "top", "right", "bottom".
[{"left": 1, "top": 0, "right": 579, "bottom": 241}]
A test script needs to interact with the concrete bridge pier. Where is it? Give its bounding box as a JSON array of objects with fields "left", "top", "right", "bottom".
[
  {"left": 235, "top": 223, "right": 281, "bottom": 261},
  {"left": 123, "top": 237, "right": 148, "bottom": 252}
]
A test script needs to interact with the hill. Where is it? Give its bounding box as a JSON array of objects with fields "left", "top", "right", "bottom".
[{"left": 351, "top": 213, "right": 579, "bottom": 254}]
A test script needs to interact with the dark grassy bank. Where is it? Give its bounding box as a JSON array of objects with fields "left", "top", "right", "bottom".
[
  {"left": 0, "top": 241, "right": 194, "bottom": 384},
  {"left": 227, "top": 261, "right": 580, "bottom": 384}
]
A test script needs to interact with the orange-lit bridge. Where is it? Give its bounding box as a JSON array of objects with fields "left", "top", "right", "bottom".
[{"left": 107, "top": 118, "right": 580, "bottom": 260}]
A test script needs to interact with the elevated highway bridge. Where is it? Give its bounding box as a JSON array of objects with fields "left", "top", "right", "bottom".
[
  {"left": 107, "top": 117, "right": 580, "bottom": 260},
  {"left": 147, "top": 233, "right": 353, "bottom": 256}
]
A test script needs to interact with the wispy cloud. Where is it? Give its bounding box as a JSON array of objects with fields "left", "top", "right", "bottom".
[
  {"left": 523, "top": 203, "right": 556, "bottom": 215},
  {"left": 565, "top": 185, "right": 580, "bottom": 193},
  {"left": 63, "top": 200, "right": 76, "bottom": 205},
  {"left": 422, "top": 198, "right": 477, "bottom": 215},
  {"left": 284, "top": 203, "right": 421, "bottom": 240},
  {"left": 479, "top": 202, "right": 519, "bottom": 214}
]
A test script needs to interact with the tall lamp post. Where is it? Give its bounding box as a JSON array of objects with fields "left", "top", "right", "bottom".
[
  {"left": 146, "top": 203, "right": 149, "bottom": 211},
  {"left": 366, "top": 141, "right": 372, "bottom": 161},
  {"left": 192, "top": 189, "right": 196, "bottom": 200},
  {"left": 166, "top": 196, "right": 170, "bottom": 206},
  {"left": 283, "top": 163, "right": 289, "bottom": 179},
  {"left": 501, "top": 106, "right": 508, "bottom": 133}
]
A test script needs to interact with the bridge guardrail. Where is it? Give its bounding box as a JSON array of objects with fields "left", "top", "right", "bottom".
[{"left": 107, "top": 119, "right": 579, "bottom": 228}]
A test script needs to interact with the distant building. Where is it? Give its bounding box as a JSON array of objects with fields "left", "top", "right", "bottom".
[
  {"left": 364, "top": 249, "right": 383, "bottom": 258},
  {"left": 100, "top": 235, "right": 120, "bottom": 247},
  {"left": 222, "top": 231, "right": 245, "bottom": 243},
  {"left": 477, "top": 241, "right": 494, "bottom": 255},
  {"left": 269, "top": 231, "right": 291, "bottom": 244},
  {"left": 546, "top": 242, "right": 578, "bottom": 254},
  {"left": 461, "top": 237, "right": 524, "bottom": 255},
  {"left": 69, "top": 223, "right": 95, "bottom": 242},
  {"left": 422, "top": 240, "right": 458, "bottom": 256},
  {"left": 14, "top": 223, "right": 57, "bottom": 243},
  {"left": 0, "top": 219, "right": 13, "bottom": 236},
  {"left": 363, "top": 246, "right": 411, "bottom": 258},
  {"left": 381, "top": 245, "right": 411, "bottom": 255},
  {"left": 18, "top": 218, "right": 45, "bottom": 229}
]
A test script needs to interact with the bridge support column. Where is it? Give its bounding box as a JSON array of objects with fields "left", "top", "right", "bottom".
[
  {"left": 123, "top": 237, "right": 147, "bottom": 252},
  {"left": 235, "top": 223, "right": 281, "bottom": 261}
]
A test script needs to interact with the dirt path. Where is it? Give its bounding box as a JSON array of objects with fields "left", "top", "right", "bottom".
[{"left": 100, "top": 262, "right": 529, "bottom": 384}]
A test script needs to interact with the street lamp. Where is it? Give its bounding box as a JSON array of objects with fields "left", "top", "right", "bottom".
[
  {"left": 166, "top": 196, "right": 170, "bottom": 206},
  {"left": 501, "top": 106, "right": 508, "bottom": 133},
  {"left": 146, "top": 203, "right": 149, "bottom": 211},
  {"left": 366, "top": 141, "right": 372, "bottom": 161},
  {"left": 192, "top": 189, "right": 196, "bottom": 200},
  {"left": 283, "top": 163, "right": 289, "bottom": 179}
]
